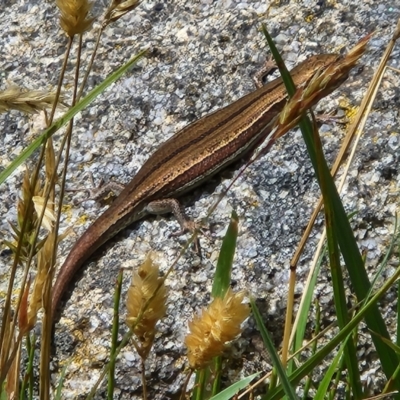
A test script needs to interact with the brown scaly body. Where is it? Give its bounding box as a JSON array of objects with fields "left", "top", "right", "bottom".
[{"left": 51, "top": 54, "right": 340, "bottom": 321}]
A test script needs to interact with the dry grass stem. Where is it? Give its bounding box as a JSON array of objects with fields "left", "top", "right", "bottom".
[
  {"left": 56, "top": 0, "right": 94, "bottom": 37},
  {"left": 5, "top": 336, "right": 20, "bottom": 400},
  {"left": 26, "top": 231, "right": 58, "bottom": 330},
  {"left": 6, "top": 136, "right": 59, "bottom": 334},
  {"left": 290, "top": 25, "right": 399, "bottom": 347},
  {"left": 274, "top": 34, "right": 371, "bottom": 366},
  {"left": 4, "top": 170, "right": 43, "bottom": 261},
  {"left": 0, "top": 85, "right": 58, "bottom": 114},
  {"left": 2, "top": 312, "right": 21, "bottom": 399},
  {"left": 185, "top": 289, "right": 249, "bottom": 370},
  {"left": 126, "top": 256, "right": 168, "bottom": 358}
]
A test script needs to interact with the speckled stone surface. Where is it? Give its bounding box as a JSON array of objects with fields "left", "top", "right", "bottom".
[{"left": 1, "top": 0, "right": 400, "bottom": 398}]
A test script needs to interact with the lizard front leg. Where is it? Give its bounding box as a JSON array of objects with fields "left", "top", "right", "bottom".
[{"left": 145, "top": 198, "right": 202, "bottom": 254}]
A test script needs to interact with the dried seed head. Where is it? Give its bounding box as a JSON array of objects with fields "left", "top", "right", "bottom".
[
  {"left": 4, "top": 169, "right": 42, "bottom": 262},
  {"left": 185, "top": 289, "right": 249, "bottom": 370},
  {"left": 32, "top": 196, "right": 55, "bottom": 232},
  {"left": 27, "top": 230, "right": 57, "bottom": 330},
  {"left": 0, "top": 85, "right": 58, "bottom": 114},
  {"left": 56, "top": 0, "right": 94, "bottom": 37},
  {"left": 126, "top": 256, "right": 167, "bottom": 358},
  {"left": 273, "top": 33, "right": 372, "bottom": 141},
  {"left": 104, "top": 0, "right": 141, "bottom": 26},
  {"left": 18, "top": 276, "right": 32, "bottom": 336}
]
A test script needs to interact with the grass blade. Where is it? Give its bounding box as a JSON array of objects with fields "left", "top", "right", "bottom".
[
  {"left": 0, "top": 48, "right": 147, "bottom": 186},
  {"left": 251, "top": 299, "right": 298, "bottom": 400}
]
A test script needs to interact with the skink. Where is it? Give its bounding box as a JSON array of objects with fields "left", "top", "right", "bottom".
[{"left": 51, "top": 54, "right": 340, "bottom": 321}]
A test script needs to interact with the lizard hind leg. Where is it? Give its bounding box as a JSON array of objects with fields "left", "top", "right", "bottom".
[{"left": 67, "top": 171, "right": 125, "bottom": 206}]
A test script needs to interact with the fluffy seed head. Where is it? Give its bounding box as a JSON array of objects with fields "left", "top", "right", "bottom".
[
  {"left": 185, "top": 289, "right": 249, "bottom": 370},
  {"left": 56, "top": 0, "right": 94, "bottom": 37},
  {"left": 126, "top": 256, "right": 167, "bottom": 358}
]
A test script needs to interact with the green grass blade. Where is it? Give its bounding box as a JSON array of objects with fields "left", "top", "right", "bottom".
[
  {"left": 328, "top": 174, "right": 400, "bottom": 385},
  {"left": 54, "top": 362, "right": 70, "bottom": 400},
  {"left": 261, "top": 25, "right": 296, "bottom": 96},
  {"left": 265, "top": 260, "right": 400, "bottom": 399},
  {"left": 193, "top": 211, "right": 240, "bottom": 399},
  {"left": 211, "top": 211, "right": 239, "bottom": 396},
  {"left": 314, "top": 339, "right": 347, "bottom": 399},
  {"left": 367, "top": 216, "right": 399, "bottom": 302},
  {"left": 212, "top": 211, "right": 239, "bottom": 298},
  {"left": 262, "top": 23, "right": 400, "bottom": 388},
  {"left": 313, "top": 121, "right": 362, "bottom": 396},
  {"left": 292, "top": 245, "right": 325, "bottom": 360},
  {"left": 209, "top": 372, "right": 261, "bottom": 400},
  {"left": 251, "top": 299, "right": 298, "bottom": 400},
  {"left": 0, "top": 48, "right": 148, "bottom": 186}
]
